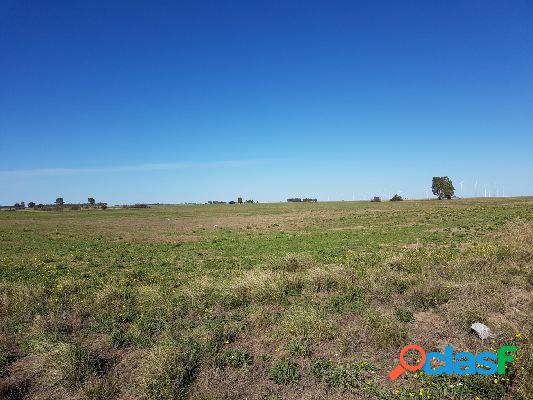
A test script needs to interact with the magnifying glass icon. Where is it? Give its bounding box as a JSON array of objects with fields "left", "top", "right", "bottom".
[{"left": 389, "top": 344, "right": 426, "bottom": 381}]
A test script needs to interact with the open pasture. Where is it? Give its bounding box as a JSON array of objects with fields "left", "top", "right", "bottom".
[{"left": 1, "top": 198, "right": 532, "bottom": 399}]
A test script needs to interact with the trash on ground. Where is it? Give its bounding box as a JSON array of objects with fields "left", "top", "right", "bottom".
[{"left": 470, "top": 322, "right": 495, "bottom": 340}]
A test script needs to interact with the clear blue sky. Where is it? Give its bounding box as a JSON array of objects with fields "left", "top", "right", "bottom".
[{"left": 1, "top": 1, "right": 532, "bottom": 204}]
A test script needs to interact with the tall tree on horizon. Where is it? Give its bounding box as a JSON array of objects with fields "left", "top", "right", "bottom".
[{"left": 432, "top": 177, "right": 455, "bottom": 200}]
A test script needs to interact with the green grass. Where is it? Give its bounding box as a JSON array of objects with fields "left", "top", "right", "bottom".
[
  {"left": 311, "top": 358, "right": 375, "bottom": 389},
  {"left": 215, "top": 348, "right": 253, "bottom": 369},
  {"left": 0, "top": 198, "right": 532, "bottom": 399},
  {"left": 268, "top": 358, "right": 300, "bottom": 384}
]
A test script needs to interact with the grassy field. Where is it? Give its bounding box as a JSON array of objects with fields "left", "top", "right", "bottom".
[{"left": 0, "top": 198, "right": 532, "bottom": 400}]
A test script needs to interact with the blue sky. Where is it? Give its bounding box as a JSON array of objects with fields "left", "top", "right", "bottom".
[{"left": 1, "top": 1, "right": 532, "bottom": 204}]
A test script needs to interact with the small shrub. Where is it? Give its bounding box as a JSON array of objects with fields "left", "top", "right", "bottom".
[{"left": 268, "top": 358, "right": 300, "bottom": 384}]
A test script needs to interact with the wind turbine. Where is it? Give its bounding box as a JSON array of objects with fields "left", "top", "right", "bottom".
[
  {"left": 474, "top": 180, "right": 478, "bottom": 197},
  {"left": 484, "top": 184, "right": 487, "bottom": 198},
  {"left": 459, "top": 181, "right": 464, "bottom": 196}
]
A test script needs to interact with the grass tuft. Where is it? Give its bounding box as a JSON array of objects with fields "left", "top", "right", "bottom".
[
  {"left": 268, "top": 358, "right": 300, "bottom": 384},
  {"left": 216, "top": 348, "right": 253, "bottom": 369},
  {"left": 129, "top": 340, "right": 201, "bottom": 400}
]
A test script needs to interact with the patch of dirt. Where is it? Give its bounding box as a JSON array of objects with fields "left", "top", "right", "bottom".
[{"left": 0, "top": 357, "right": 35, "bottom": 400}]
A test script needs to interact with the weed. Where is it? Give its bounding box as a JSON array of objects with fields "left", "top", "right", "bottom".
[
  {"left": 216, "top": 348, "right": 253, "bottom": 369},
  {"left": 311, "top": 358, "right": 374, "bottom": 389},
  {"left": 310, "top": 357, "right": 334, "bottom": 380},
  {"left": 268, "top": 358, "right": 300, "bottom": 384},
  {"left": 287, "top": 338, "right": 311, "bottom": 357}
]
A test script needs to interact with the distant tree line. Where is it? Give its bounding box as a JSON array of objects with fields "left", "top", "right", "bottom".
[
  {"left": 287, "top": 198, "right": 317, "bottom": 202},
  {"left": 208, "top": 197, "right": 257, "bottom": 205},
  {"left": 369, "top": 194, "right": 403, "bottom": 202},
  {"left": 119, "top": 204, "right": 148, "bottom": 208},
  {"left": 4, "top": 177, "right": 457, "bottom": 211},
  {"left": 8, "top": 197, "right": 108, "bottom": 211}
]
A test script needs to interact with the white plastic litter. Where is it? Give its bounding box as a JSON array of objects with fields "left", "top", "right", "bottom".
[{"left": 470, "top": 322, "right": 495, "bottom": 340}]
